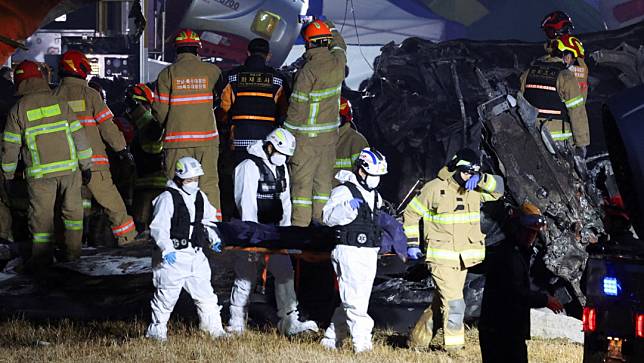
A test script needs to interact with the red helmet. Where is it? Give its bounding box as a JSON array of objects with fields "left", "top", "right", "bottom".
[
  {"left": 302, "top": 20, "right": 333, "bottom": 43},
  {"left": 339, "top": 97, "right": 353, "bottom": 125},
  {"left": 131, "top": 83, "right": 154, "bottom": 104},
  {"left": 174, "top": 29, "right": 202, "bottom": 48},
  {"left": 541, "top": 11, "right": 574, "bottom": 39},
  {"left": 555, "top": 34, "right": 585, "bottom": 58},
  {"left": 14, "top": 60, "right": 43, "bottom": 86},
  {"left": 60, "top": 50, "right": 92, "bottom": 79}
]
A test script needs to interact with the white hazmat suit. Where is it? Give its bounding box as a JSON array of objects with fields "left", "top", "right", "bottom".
[{"left": 146, "top": 180, "right": 226, "bottom": 341}]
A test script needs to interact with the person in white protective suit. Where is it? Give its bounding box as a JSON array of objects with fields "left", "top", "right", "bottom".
[
  {"left": 229, "top": 127, "right": 319, "bottom": 335},
  {"left": 146, "top": 157, "right": 227, "bottom": 341},
  {"left": 320, "top": 147, "right": 387, "bottom": 353}
]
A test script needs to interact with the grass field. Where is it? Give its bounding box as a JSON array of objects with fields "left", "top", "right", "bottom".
[{"left": 0, "top": 318, "right": 582, "bottom": 362}]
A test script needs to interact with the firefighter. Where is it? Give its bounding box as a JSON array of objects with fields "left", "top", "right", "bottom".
[
  {"left": 152, "top": 29, "right": 226, "bottom": 217},
  {"left": 53, "top": 50, "right": 137, "bottom": 246},
  {"left": 1, "top": 61, "right": 93, "bottom": 266},
  {"left": 125, "top": 83, "right": 166, "bottom": 231},
  {"left": 285, "top": 19, "right": 346, "bottom": 226},
  {"left": 146, "top": 157, "right": 227, "bottom": 341},
  {"left": 404, "top": 148, "right": 504, "bottom": 351},
  {"left": 334, "top": 97, "right": 368, "bottom": 175},
  {"left": 220, "top": 38, "right": 289, "bottom": 164},
  {"left": 520, "top": 35, "right": 590, "bottom": 156},
  {"left": 541, "top": 11, "right": 589, "bottom": 99},
  {"left": 320, "top": 148, "right": 387, "bottom": 353},
  {"left": 0, "top": 66, "right": 16, "bottom": 243},
  {"left": 229, "top": 127, "right": 318, "bottom": 335}
]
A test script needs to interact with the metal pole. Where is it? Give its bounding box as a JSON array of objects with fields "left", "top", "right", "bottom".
[
  {"left": 161, "top": 0, "right": 166, "bottom": 62},
  {"left": 139, "top": 0, "right": 148, "bottom": 82}
]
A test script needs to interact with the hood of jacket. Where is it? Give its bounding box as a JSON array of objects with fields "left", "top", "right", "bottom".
[{"left": 16, "top": 78, "right": 50, "bottom": 96}]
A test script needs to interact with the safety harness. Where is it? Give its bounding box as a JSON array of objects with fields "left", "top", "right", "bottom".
[
  {"left": 167, "top": 188, "right": 208, "bottom": 249},
  {"left": 247, "top": 155, "right": 287, "bottom": 224},
  {"left": 335, "top": 183, "right": 383, "bottom": 248}
]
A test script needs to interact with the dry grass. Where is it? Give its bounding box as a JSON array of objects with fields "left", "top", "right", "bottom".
[{"left": 0, "top": 319, "right": 582, "bottom": 363}]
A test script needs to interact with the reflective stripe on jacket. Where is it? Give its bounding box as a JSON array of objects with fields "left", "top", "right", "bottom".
[{"left": 335, "top": 123, "right": 368, "bottom": 171}]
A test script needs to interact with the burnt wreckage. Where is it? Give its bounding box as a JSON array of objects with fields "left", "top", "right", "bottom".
[{"left": 351, "top": 21, "right": 644, "bottom": 314}]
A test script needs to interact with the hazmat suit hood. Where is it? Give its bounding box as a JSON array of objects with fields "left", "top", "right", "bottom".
[
  {"left": 334, "top": 169, "right": 360, "bottom": 186},
  {"left": 247, "top": 140, "right": 268, "bottom": 161}
]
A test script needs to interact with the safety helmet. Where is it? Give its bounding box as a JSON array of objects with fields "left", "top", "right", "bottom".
[
  {"left": 541, "top": 11, "right": 574, "bottom": 39},
  {"left": 14, "top": 60, "right": 43, "bottom": 86},
  {"left": 131, "top": 83, "right": 154, "bottom": 104},
  {"left": 60, "top": 50, "right": 92, "bottom": 79},
  {"left": 265, "top": 127, "right": 296, "bottom": 156},
  {"left": 356, "top": 148, "right": 388, "bottom": 176},
  {"left": 175, "top": 157, "right": 204, "bottom": 179},
  {"left": 301, "top": 20, "right": 333, "bottom": 43},
  {"left": 448, "top": 148, "right": 481, "bottom": 173},
  {"left": 339, "top": 97, "right": 353, "bottom": 125},
  {"left": 555, "top": 34, "right": 585, "bottom": 58},
  {"left": 174, "top": 29, "right": 202, "bottom": 48},
  {"left": 519, "top": 202, "right": 547, "bottom": 230}
]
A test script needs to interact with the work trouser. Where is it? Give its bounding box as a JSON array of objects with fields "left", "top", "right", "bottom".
[
  {"left": 479, "top": 329, "right": 528, "bottom": 363},
  {"left": 146, "top": 247, "right": 224, "bottom": 340},
  {"left": 164, "top": 144, "right": 220, "bottom": 216},
  {"left": 0, "top": 175, "right": 13, "bottom": 241},
  {"left": 86, "top": 170, "right": 137, "bottom": 245},
  {"left": 289, "top": 132, "right": 337, "bottom": 226},
  {"left": 132, "top": 188, "right": 164, "bottom": 231},
  {"left": 542, "top": 119, "right": 573, "bottom": 145},
  {"left": 409, "top": 263, "right": 468, "bottom": 349},
  {"left": 229, "top": 251, "right": 298, "bottom": 321},
  {"left": 323, "top": 245, "right": 379, "bottom": 351},
  {"left": 27, "top": 171, "right": 83, "bottom": 265}
]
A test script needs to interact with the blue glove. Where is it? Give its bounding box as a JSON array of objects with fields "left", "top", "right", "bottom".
[
  {"left": 348, "top": 198, "right": 364, "bottom": 210},
  {"left": 465, "top": 174, "right": 480, "bottom": 191},
  {"left": 211, "top": 241, "right": 222, "bottom": 253},
  {"left": 163, "top": 251, "right": 177, "bottom": 265},
  {"left": 407, "top": 247, "right": 423, "bottom": 260}
]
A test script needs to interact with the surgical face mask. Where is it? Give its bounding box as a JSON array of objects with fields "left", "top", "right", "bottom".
[
  {"left": 270, "top": 153, "right": 287, "bottom": 166},
  {"left": 365, "top": 175, "right": 380, "bottom": 190},
  {"left": 182, "top": 181, "right": 199, "bottom": 194}
]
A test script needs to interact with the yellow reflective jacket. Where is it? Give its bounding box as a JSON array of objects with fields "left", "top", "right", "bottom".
[
  {"left": 2, "top": 78, "right": 93, "bottom": 180},
  {"left": 403, "top": 167, "right": 504, "bottom": 268},
  {"left": 284, "top": 21, "right": 346, "bottom": 137}
]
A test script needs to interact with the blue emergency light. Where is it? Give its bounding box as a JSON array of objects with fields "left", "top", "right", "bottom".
[{"left": 603, "top": 277, "right": 620, "bottom": 296}]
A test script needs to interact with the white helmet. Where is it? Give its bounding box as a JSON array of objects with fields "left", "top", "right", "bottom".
[
  {"left": 265, "top": 128, "right": 296, "bottom": 156},
  {"left": 356, "top": 148, "right": 388, "bottom": 176},
  {"left": 175, "top": 157, "right": 204, "bottom": 179}
]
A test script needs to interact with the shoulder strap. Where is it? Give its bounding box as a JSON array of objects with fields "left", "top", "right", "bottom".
[
  {"left": 247, "top": 154, "right": 273, "bottom": 180},
  {"left": 194, "top": 191, "right": 204, "bottom": 224}
]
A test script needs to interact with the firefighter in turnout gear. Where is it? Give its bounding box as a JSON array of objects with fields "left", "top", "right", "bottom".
[
  {"left": 125, "top": 83, "right": 166, "bottom": 231},
  {"left": 152, "top": 29, "right": 226, "bottom": 216},
  {"left": 54, "top": 50, "right": 137, "bottom": 245},
  {"left": 404, "top": 149, "right": 504, "bottom": 351},
  {"left": 220, "top": 38, "right": 289, "bottom": 164},
  {"left": 541, "top": 11, "right": 589, "bottom": 99},
  {"left": 2, "top": 61, "right": 93, "bottom": 266},
  {"left": 521, "top": 34, "right": 590, "bottom": 150},
  {"left": 320, "top": 148, "right": 387, "bottom": 353},
  {"left": 334, "top": 97, "right": 368, "bottom": 176},
  {"left": 146, "top": 157, "right": 227, "bottom": 341},
  {"left": 229, "top": 128, "right": 318, "bottom": 336},
  {"left": 285, "top": 19, "right": 347, "bottom": 226}
]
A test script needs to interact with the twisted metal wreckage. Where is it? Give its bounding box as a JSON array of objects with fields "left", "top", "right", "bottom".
[{"left": 1, "top": 20, "right": 644, "bottom": 329}]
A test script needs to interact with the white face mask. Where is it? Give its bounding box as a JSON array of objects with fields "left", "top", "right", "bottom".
[
  {"left": 182, "top": 181, "right": 199, "bottom": 194},
  {"left": 366, "top": 175, "right": 380, "bottom": 190},
  {"left": 270, "top": 153, "right": 287, "bottom": 166}
]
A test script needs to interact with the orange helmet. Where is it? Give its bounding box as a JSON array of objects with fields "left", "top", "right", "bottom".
[
  {"left": 302, "top": 20, "right": 333, "bottom": 43},
  {"left": 14, "top": 60, "right": 43, "bottom": 86},
  {"left": 60, "top": 50, "right": 92, "bottom": 79},
  {"left": 339, "top": 97, "right": 353, "bottom": 125},
  {"left": 555, "top": 34, "right": 585, "bottom": 58},
  {"left": 175, "top": 29, "right": 201, "bottom": 48},
  {"left": 131, "top": 83, "right": 154, "bottom": 104}
]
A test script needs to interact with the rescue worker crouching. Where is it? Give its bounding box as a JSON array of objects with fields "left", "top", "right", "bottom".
[
  {"left": 2, "top": 61, "right": 93, "bottom": 267},
  {"left": 229, "top": 127, "right": 318, "bottom": 335},
  {"left": 220, "top": 38, "right": 289, "bottom": 164},
  {"left": 334, "top": 97, "right": 369, "bottom": 178},
  {"left": 146, "top": 157, "right": 227, "bottom": 341},
  {"left": 53, "top": 50, "right": 138, "bottom": 246},
  {"left": 286, "top": 19, "right": 347, "bottom": 226},
  {"left": 152, "top": 29, "right": 226, "bottom": 216},
  {"left": 404, "top": 148, "right": 504, "bottom": 351},
  {"left": 320, "top": 148, "right": 388, "bottom": 353}
]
